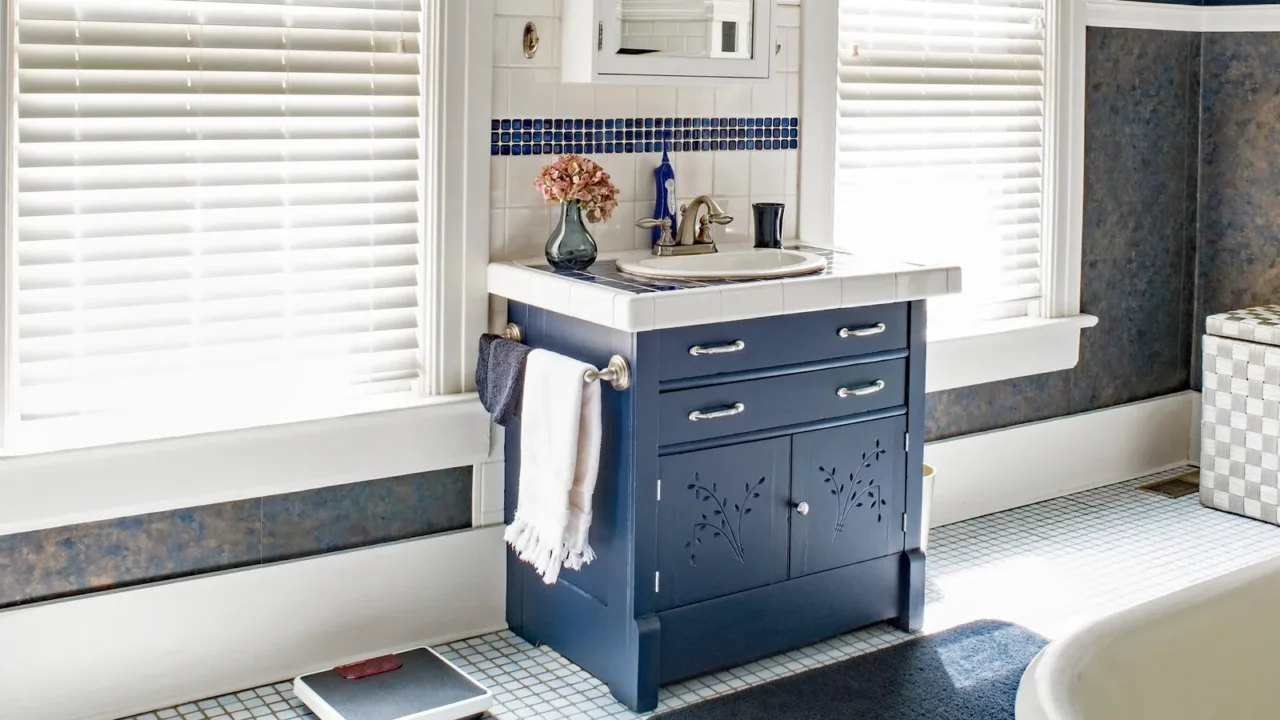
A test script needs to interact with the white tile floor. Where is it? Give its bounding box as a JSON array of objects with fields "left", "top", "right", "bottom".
[{"left": 126, "top": 467, "right": 1280, "bottom": 720}]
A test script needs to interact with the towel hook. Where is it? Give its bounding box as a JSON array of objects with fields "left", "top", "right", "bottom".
[{"left": 502, "top": 323, "right": 632, "bottom": 391}]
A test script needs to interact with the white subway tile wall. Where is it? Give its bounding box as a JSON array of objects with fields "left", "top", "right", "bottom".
[{"left": 490, "top": 1, "right": 802, "bottom": 262}]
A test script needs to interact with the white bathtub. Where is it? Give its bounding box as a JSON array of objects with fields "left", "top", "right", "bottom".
[{"left": 1016, "top": 556, "right": 1280, "bottom": 720}]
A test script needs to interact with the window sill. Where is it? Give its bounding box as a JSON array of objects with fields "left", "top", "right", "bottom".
[
  {"left": 0, "top": 394, "right": 492, "bottom": 536},
  {"left": 925, "top": 314, "right": 1099, "bottom": 393}
]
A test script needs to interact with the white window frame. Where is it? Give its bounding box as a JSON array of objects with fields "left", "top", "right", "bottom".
[
  {"left": 0, "top": 0, "right": 496, "bottom": 535},
  {"left": 799, "top": 0, "right": 1097, "bottom": 393}
]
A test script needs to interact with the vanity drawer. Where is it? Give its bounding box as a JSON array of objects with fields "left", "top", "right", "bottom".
[
  {"left": 655, "top": 304, "right": 908, "bottom": 382},
  {"left": 657, "top": 359, "right": 906, "bottom": 446}
]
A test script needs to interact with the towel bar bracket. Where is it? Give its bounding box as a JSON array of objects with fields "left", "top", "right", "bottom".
[
  {"left": 586, "top": 355, "right": 631, "bottom": 391},
  {"left": 502, "top": 322, "right": 632, "bottom": 391}
]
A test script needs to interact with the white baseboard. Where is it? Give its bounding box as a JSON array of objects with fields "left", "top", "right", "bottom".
[
  {"left": 0, "top": 526, "right": 507, "bottom": 720},
  {"left": 1087, "top": 0, "right": 1280, "bottom": 32},
  {"left": 925, "top": 392, "right": 1195, "bottom": 527}
]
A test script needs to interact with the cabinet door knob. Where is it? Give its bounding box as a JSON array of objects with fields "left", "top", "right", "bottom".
[
  {"left": 688, "top": 403, "right": 746, "bottom": 422},
  {"left": 689, "top": 340, "right": 746, "bottom": 356},
  {"left": 794, "top": 501, "right": 810, "bottom": 516},
  {"left": 839, "top": 323, "right": 887, "bottom": 338},
  {"left": 837, "top": 380, "right": 886, "bottom": 398}
]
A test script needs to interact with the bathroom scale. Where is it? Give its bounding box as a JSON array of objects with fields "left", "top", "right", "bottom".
[{"left": 293, "top": 648, "right": 492, "bottom": 720}]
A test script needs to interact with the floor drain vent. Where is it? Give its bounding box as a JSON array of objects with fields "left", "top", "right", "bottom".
[{"left": 1139, "top": 471, "right": 1200, "bottom": 498}]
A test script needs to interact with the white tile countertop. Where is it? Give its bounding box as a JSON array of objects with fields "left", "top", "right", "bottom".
[{"left": 488, "top": 244, "right": 962, "bottom": 332}]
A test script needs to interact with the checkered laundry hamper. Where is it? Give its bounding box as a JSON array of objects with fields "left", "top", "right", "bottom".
[{"left": 1202, "top": 305, "right": 1280, "bottom": 524}]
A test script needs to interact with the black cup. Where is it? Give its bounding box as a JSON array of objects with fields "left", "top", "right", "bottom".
[{"left": 752, "top": 202, "right": 786, "bottom": 249}]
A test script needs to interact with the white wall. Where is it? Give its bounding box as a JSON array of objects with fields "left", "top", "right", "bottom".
[{"left": 490, "top": 0, "right": 802, "bottom": 262}]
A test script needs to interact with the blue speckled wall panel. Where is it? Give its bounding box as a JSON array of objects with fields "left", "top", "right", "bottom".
[
  {"left": 1195, "top": 33, "right": 1280, "bottom": 387},
  {"left": 0, "top": 500, "right": 263, "bottom": 609},
  {"left": 261, "top": 468, "right": 472, "bottom": 562},
  {"left": 927, "top": 28, "right": 1202, "bottom": 441},
  {"left": 0, "top": 467, "right": 472, "bottom": 609}
]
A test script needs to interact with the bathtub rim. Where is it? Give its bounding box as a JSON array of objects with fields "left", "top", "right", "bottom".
[{"left": 1015, "top": 554, "right": 1280, "bottom": 720}]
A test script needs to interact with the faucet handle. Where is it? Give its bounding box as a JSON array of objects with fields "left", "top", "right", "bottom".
[
  {"left": 636, "top": 217, "right": 676, "bottom": 246},
  {"left": 694, "top": 212, "right": 735, "bottom": 245}
]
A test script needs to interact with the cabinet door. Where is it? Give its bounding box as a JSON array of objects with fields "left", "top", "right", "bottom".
[
  {"left": 790, "top": 415, "right": 907, "bottom": 578},
  {"left": 656, "top": 437, "right": 790, "bottom": 611}
]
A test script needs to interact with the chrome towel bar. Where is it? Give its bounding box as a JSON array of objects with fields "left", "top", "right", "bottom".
[{"left": 503, "top": 323, "right": 632, "bottom": 391}]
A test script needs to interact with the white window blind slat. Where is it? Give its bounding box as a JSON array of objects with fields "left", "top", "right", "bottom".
[
  {"left": 835, "top": 0, "right": 1046, "bottom": 321},
  {"left": 21, "top": 0, "right": 423, "bottom": 31},
  {"left": 19, "top": 223, "right": 421, "bottom": 262},
  {"left": 13, "top": 0, "right": 428, "bottom": 429}
]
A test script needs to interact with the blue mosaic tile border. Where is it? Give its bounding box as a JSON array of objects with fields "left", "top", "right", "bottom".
[
  {"left": 491, "top": 116, "right": 799, "bottom": 157},
  {"left": 526, "top": 246, "right": 849, "bottom": 294}
]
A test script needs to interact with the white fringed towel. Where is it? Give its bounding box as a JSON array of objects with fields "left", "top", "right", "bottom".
[{"left": 504, "top": 348, "right": 602, "bottom": 584}]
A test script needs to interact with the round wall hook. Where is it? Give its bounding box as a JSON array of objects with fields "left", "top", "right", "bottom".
[{"left": 523, "top": 22, "right": 540, "bottom": 59}]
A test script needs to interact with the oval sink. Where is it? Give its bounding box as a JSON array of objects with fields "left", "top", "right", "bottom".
[{"left": 616, "top": 248, "right": 827, "bottom": 281}]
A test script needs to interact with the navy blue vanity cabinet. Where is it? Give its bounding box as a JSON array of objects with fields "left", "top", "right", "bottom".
[
  {"left": 503, "top": 299, "right": 929, "bottom": 713},
  {"left": 656, "top": 438, "right": 790, "bottom": 611}
]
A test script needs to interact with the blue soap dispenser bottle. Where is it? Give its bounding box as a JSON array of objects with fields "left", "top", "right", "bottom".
[{"left": 651, "top": 146, "right": 677, "bottom": 246}]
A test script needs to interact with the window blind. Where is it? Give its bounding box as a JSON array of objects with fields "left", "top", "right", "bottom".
[
  {"left": 13, "top": 0, "right": 427, "bottom": 433},
  {"left": 835, "top": 0, "right": 1045, "bottom": 321}
]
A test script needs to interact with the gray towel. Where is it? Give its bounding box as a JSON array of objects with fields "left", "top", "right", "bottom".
[{"left": 476, "top": 334, "right": 532, "bottom": 427}]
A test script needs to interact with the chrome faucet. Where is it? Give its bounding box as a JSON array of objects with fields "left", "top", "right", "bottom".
[{"left": 635, "top": 195, "right": 734, "bottom": 257}]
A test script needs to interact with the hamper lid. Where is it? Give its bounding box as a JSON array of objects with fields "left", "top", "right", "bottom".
[{"left": 1207, "top": 305, "right": 1280, "bottom": 347}]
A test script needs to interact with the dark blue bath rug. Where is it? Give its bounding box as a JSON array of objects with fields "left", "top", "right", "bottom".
[{"left": 653, "top": 620, "right": 1047, "bottom": 720}]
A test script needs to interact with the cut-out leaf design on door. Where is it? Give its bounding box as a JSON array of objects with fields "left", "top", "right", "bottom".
[
  {"left": 684, "top": 475, "right": 766, "bottom": 567},
  {"left": 819, "top": 439, "right": 888, "bottom": 543}
]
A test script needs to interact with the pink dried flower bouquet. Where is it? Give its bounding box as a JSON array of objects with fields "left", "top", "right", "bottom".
[{"left": 534, "top": 154, "right": 620, "bottom": 224}]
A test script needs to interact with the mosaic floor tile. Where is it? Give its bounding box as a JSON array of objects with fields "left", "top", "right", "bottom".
[{"left": 130, "top": 466, "right": 1280, "bottom": 720}]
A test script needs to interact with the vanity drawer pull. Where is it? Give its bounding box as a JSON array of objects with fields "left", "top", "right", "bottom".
[
  {"left": 689, "top": 403, "right": 746, "bottom": 422},
  {"left": 689, "top": 340, "right": 747, "bottom": 357},
  {"left": 839, "top": 323, "right": 887, "bottom": 339},
  {"left": 837, "top": 380, "right": 886, "bottom": 398}
]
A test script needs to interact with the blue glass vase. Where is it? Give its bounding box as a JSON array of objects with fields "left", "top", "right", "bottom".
[{"left": 545, "top": 200, "right": 598, "bottom": 272}]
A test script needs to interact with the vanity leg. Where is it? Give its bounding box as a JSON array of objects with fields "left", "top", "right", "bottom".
[
  {"left": 610, "top": 615, "right": 661, "bottom": 713},
  {"left": 894, "top": 548, "right": 926, "bottom": 633},
  {"left": 608, "top": 677, "right": 658, "bottom": 714}
]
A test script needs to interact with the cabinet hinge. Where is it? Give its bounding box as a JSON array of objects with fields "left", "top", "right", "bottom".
[
  {"left": 902, "top": 513, "right": 908, "bottom": 533},
  {"left": 655, "top": 571, "right": 660, "bottom": 593},
  {"left": 657, "top": 479, "right": 661, "bottom": 502},
  {"left": 598, "top": 22, "right": 604, "bottom": 51},
  {"left": 904, "top": 432, "right": 910, "bottom": 453}
]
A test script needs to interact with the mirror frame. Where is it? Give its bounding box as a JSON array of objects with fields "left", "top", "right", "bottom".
[{"left": 596, "top": 0, "right": 773, "bottom": 80}]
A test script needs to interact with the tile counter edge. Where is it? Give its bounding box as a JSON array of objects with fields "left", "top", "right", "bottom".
[{"left": 487, "top": 250, "right": 962, "bottom": 332}]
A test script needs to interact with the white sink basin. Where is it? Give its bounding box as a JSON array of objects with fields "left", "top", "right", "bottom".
[{"left": 615, "top": 247, "right": 827, "bottom": 281}]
